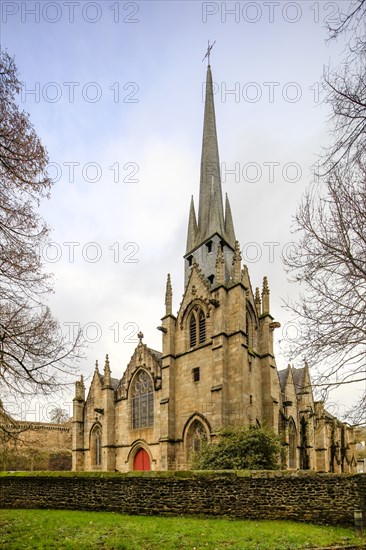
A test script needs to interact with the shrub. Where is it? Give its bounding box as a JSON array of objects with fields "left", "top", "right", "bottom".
[{"left": 191, "top": 425, "right": 283, "bottom": 470}]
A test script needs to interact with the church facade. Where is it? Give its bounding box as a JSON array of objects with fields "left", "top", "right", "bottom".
[{"left": 72, "top": 65, "right": 356, "bottom": 473}]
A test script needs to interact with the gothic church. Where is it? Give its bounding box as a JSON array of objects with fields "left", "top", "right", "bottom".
[{"left": 72, "top": 65, "right": 356, "bottom": 473}]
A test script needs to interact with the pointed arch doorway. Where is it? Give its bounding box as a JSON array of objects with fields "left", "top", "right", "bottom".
[{"left": 133, "top": 448, "right": 151, "bottom": 471}]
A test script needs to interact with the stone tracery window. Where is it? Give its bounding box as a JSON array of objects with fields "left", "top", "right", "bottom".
[
  {"left": 189, "top": 307, "right": 206, "bottom": 348},
  {"left": 187, "top": 419, "right": 207, "bottom": 453},
  {"left": 131, "top": 369, "right": 154, "bottom": 429}
]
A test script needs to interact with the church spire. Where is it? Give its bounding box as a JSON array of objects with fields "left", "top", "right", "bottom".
[
  {"left": 197, "top": 64, "right": 226, "bottom": 244},
  {"left": 184, "top": 61, "right": 237, "bottom": 287}
]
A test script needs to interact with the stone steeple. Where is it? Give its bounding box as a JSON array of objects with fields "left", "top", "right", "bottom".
[
  {"left": 197, "top": 64, "right": 225, "bottom": 242},
  {"left": 184, "top": 64, "right": 236, "bottom": 286},
  {"left": 186, "top": 64, "right": 236, "bottom": 256}
]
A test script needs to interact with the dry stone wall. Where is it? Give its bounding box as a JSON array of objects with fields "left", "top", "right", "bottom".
[{"left": 0, "top": 471, "right": 365, "bottom": 526}]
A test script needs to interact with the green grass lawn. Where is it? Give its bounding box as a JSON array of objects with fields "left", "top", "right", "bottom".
[{"left": 0, "top": 509, "right": 363, "bottom": 549}]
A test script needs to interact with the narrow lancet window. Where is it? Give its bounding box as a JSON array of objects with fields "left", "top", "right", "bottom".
[{"left": 91, "top": 425, "right": 102, "bottom": 467}]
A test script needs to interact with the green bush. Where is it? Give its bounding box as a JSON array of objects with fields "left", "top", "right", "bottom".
[{"left": 191, "top": 425, "right": 283, "bottom": 470}]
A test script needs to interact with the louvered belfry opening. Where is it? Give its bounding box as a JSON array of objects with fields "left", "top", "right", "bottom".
[
  {"left": 190, "top": 313, "right": 197, "bottom": 347},
  {"left": 198, "top": 309, "right": 206, "bottom": 344},
  {"left": 189, "top": 307, "right": 206, "bottom": 348}
]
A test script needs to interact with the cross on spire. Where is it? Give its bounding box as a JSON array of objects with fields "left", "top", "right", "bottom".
[{"left": 202, "top": 40, "right": 216, "bottom": 66}]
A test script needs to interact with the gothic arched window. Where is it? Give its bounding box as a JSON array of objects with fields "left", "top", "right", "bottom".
[
  {"left": 186, "top": 419, "right": 208, "bottom": 454},
  {"left": 189, "top": 307, "right": 206, "bottom": 348},
  {"left": 131, "top": 370, "right": 154, "bottom": 429},
  {"left": 91, "top": 425, "right": 102, "bottom": 467}
]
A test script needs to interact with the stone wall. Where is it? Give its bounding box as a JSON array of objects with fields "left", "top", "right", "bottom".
[
  {"left": 1, "top": 421, "right": 71, "bottom": 450},
  {"left": 1, "top": 471, "right": 365, "bottom": 526},
  {"left": 0, "top": 422, "right": 71, "bottom": 471}
]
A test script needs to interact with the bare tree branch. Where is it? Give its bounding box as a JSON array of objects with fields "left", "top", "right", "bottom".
[{"left": 0, "top": 51, "right": 85, "bottom": 425}]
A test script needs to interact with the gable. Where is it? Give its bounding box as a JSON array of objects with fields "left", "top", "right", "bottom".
[
  {"left": 85, "top": 367, "right": 104, "bottom": 405},
  {"left": 177, "top": 263, "right": 212, "bottom": 329},
  {"left": 117, "top": 343, "right": 162, "bottom": 400}
]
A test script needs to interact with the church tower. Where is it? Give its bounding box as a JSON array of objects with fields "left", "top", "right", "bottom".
[{"left": 159, "top": 61, "right": 282, "bottom": 469}]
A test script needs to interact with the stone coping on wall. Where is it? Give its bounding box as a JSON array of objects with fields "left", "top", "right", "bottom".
[{"left": 1, "top": 469, "right": 363, "bottom": 478}]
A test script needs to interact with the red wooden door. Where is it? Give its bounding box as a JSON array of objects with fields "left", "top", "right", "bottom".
[{"left": 133, "top": 448, "right": 151, "bottom": 471}]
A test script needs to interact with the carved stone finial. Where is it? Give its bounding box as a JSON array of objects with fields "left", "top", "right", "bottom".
[
  {"left": 165, "top": 273, "right": 173, "bottom": 315},
  {"left": 254, "top": 287, "right": 261, "bottom": 316},
  {"left": 232, "top": 240, "right": 242, "bottom": 282},
  {"left": 233, "top": 240, "right": 241, "bottom": 260},
  {"left": 75, "top": 375, "right": 85, "bottom": 401},
  {"left": 137, "top": 331, "right": 144, "bottom": 344},
  {"left": 95, "top": 360, "right": 99, "bottom": 372},
  {"left": 262, "top": 276, "right": 270, "bottom": 314},
  {"left": 241, "top": 264, "right": 250, "bottom": 289},
  {"left": 103, "top": 354, "right": 111, "bottom": 387}
]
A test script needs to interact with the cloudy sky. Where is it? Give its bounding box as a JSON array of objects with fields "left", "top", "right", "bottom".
[{"left": 2, "top": 0, "right": 361, "bottom": 420}]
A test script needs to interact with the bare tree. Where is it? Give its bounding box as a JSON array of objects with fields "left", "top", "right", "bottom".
[
  {"left": 326, "top": 0, "right": 366, "bottom": 44},
  {"left": 1, "top": 302, "right": 82, "bottom": 399},
  {"left": 283, "top": 161, "right": 366, "bottom": 422},
  {"left": 323, "top": 64, "right": 366, "bottom": 175},
  {"left": 283, "top": 1, "right": 366, "bottom": 424},
  {"left": 0, "top": 52, "right": 51, "bottom": 303},
  {"left": 321, "top": 0, "right": 366, "bottom": 176},
  {"left": 48, "top": 407, "right": 70, "bottom": 424},
  {"left": 0, "top": 51, "right": 83, "bottom": 413}
]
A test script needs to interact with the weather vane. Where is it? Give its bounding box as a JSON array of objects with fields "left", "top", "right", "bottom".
[{"left": 202, "top": 40, "right": 216, "bottom": 66}]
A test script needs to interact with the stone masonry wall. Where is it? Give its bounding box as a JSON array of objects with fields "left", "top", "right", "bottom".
[{"left": 1, "top": 471, "right": 365, "bottom": 526}]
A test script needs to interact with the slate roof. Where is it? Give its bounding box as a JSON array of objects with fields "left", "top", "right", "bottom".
[
  {"left": 99, "top": 375, "right": 119, "bottom": 390},
  {"left": 292, "top": 367, "right": 306, "bottom": 394},
  {"left": 278, "top": 368, "right": 288, "bottom": 391},
  {"left": 110, "top": 377, "right": 119, "bottom": 390},
  {"left": 148, "top": 348, "right": 162, "bottom": 366}
]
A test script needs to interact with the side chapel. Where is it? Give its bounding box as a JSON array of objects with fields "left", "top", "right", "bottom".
[{"left": 72, "top": 64, "right": 356, "bottom": 473}]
